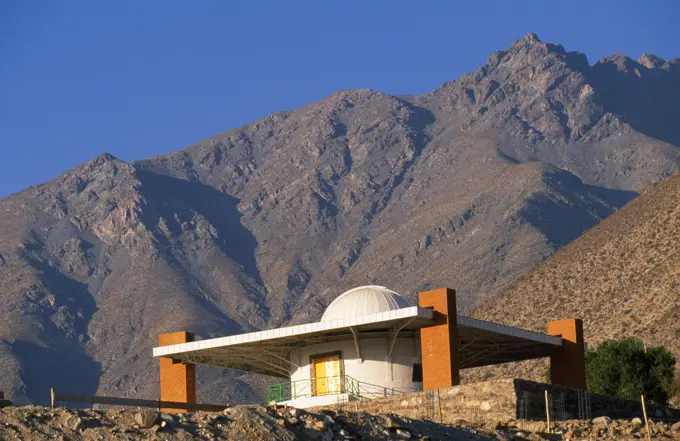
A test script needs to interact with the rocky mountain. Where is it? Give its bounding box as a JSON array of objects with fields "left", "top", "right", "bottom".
[
  {"left": 471, "top": 168, "right": 680, "bottom": 386},
  {"left": 0, "top": 34, "right": 679, "bottom": 405}
]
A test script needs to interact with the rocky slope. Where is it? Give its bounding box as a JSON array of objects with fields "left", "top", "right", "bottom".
[
  {"left": 471, "top": 170, "right": 680, "bottom": 384},
  {"left": 0, "top": 33, "right": 679, "bottom": 405},
  {"left": 1, "top": 405, "right": 680, "bottom": 441}
]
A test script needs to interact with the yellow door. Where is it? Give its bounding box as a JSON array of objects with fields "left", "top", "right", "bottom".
[
  {"left": 314, "top": 358, "right": 327, "bottom": 396},
  {"left": 313, "top": 356, "right": 341, "bottom": 396},
  {"left": 325, "top": 358, "right": 341, "bottom": 394}
]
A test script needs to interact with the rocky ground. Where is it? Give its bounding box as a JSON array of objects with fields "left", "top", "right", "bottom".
[{"left": 0, "top": 404, "right": 679, "bottom": 441}]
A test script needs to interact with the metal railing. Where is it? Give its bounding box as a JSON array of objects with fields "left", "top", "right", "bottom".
[{"left": 265, "top": 375, "right": 412, "bottom": 404}]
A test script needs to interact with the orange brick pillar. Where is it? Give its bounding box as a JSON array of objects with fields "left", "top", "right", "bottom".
[
  {"left": 547, "top": 318, "right": 587, "bottom": 390},
  {"left": 418, "top": 288, "right": 460, "bottom": 390},
  {"left": 159, "top": 331, "right": 197, "bottom": 412}
]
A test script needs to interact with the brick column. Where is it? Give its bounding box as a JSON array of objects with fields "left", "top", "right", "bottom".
[
  {"left": 418, "top": 288, "right": 460, "bottom": 390},
  {"left": 547, "top": 318, "right": 587, "bottom": 390},
  {"left": 159, "top": 331, "right": 197, "bottom": 412}
]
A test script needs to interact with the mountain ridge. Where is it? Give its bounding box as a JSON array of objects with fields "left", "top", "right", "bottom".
[{"left": 0, "top": 33, "right": 678, "bottom": 405}]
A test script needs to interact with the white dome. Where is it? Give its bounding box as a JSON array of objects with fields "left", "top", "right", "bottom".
[{"left": 321, "top": 285, "right": 409, "bottom": 322}]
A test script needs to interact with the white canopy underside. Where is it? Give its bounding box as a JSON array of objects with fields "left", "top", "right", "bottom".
[{"left": 153, "top": 307, "right": 562, "bottom": 378}]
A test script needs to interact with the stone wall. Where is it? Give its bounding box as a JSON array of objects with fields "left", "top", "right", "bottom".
[
  {"left": 311, "top": 379, "right": 518, "bottom": 424},
  {"left": 310, "top": 379, "right": 680, "bottom": 425}
]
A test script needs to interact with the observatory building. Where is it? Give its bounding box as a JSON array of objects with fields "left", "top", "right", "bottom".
[{"left": 153, "top": 287, "right": 587, "bottom": 409}]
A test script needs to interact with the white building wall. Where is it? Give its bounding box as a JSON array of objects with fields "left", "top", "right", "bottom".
[
  {"left": 281, "top": 393, "right": 352, "bottom": 409},
  {"left": 288, "top": 336, "right": 422, "bottom": 398}
]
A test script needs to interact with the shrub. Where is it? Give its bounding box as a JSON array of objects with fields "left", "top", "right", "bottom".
[
  {"left": 588, "top": 338, "right": 675, "bottom": 405},
  {"left": 546, "top": 338, "right": 676, "bottom": 405}
]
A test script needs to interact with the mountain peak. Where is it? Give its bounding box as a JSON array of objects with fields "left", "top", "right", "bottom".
[
  {"left": 520, "top": 32, "right": 541, "bottom": 44},
  {"left": 92, "top": 152, "right": 120, "bottom": 163},
  {"left": 595, "top": 54, "right": 637, "bottom": 71},
  {"left": 638, "top": 53, "right": 666, "bottom": 69},
  {"left": 507, "top": 33, "right": 542, "bottom": 52},
  {"left": 505, "top": 33, "right": 571, "bottom": 62}
]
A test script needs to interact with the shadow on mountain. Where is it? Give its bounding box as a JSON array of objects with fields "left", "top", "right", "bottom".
[
  {"left": 520, "top": 170, "right": 638, "bottom": 247},
  {"left": 134, "top": 169, "right": 263, "bottom": 284},
  {"left": 9, "top": 258, "right": 102, "bottom": 405},
  {"left": 589, "top": 57, "right": 680, "bottom": 146},
  {"left": 13, "top": 340, "right": 101, "bottom": 406},
  {"left": 31, "top": 259, "right": 99, "bottom": 342}
]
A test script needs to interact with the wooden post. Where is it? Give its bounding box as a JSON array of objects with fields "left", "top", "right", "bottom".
[
  {"left": 50, "top": 388, "right": 55, "bottom": 409},
  {"left": 545, "top": 390, "right": 551, "bottom": 433},
  {"left": 437, "top": 388, "right": 443, "bottom": 423},
  {"left": 641, "top": 395, "right": 652, "bottom": 441}
]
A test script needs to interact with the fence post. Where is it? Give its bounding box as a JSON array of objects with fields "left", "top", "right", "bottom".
[
  {"left": 545, "top": 390, "right": 551, "bottom": 433},
  {"left": 50, "top": 388, "right": 55, "bottom": 410},
  {"left": 641, "top": 395, "right": 652, "bottom": 441}
]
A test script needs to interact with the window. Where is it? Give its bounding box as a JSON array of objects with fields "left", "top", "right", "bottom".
[{"left": 412, "top": 363, "right": 423, "bottom": 382}]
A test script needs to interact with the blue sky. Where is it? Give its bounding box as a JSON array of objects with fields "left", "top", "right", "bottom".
[{"left": 1, "top": 0, "right": 678, "bottom": 198}]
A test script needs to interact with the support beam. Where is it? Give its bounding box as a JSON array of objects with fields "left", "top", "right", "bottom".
[
  {"left": 349, "top": 327, "right": 363, "bottom": 363},
  {"left": 262, "top": 349, "right": 300, "bottom": 369},
  {"left": 159, "top": 331, "right": 197, "bottom": 412},
  {"left": 418, "top": 288, "right": 460, "bottom": 390},
  {"left": 548, "top": 318, "right": 587, "bottom": 390},
  {"left": 387, "top": 318, "right": 415, "bottom": 358}
]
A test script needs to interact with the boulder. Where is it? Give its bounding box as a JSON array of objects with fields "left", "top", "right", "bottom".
[
  {"left": 289, "top": 407, "right": 304, "bottom": 418},
  {"left": 60, "top": 414, "right": 83, "bottom": 431},
  {"left": 386, "top": 416, "right": 410, "bottom": 429},
  {"left": 134, "top": 410, "right": 160, "bottom": 428},
  {"left": 520, "top": 421, "right": 546, "bottom": 433},
  {"left": 394, "top": 428, "right": 411, "bottom": 440},
  {"left": 592, "top": 416, "right": 612, "bottom": 426}
]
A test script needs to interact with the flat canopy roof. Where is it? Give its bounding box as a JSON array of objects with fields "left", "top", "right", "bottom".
[
  {"left": 153, "top": 307, "right": 562, "bottom": 378},
  {"left": 456, "top": 316, "right": 561, "bottom": 368}
]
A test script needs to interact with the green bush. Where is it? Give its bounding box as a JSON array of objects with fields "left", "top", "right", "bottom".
[
  {"left": 587, "top": 338, "right": 675, "bottom": 405},
  {"left": 545, "top": 338, "right": 676, "bottom": 405}
]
